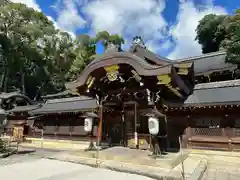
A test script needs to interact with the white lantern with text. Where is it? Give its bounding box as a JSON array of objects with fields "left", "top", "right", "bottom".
[
  {"left": 84, "top": 117, "right": 93, "bottom": 132},
  {"left": 148, "top": 117, "right": 159, "bottom": 135}
]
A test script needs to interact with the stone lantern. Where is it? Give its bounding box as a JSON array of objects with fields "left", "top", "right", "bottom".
[{"left": 82, "top": 112, "right": 98, "bottom": 151}]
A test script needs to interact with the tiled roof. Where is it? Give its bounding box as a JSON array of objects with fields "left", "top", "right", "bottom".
[
  {"left": 0, "top": 92, "right": 34, "bottom": 104},
  {"left": 194, "top": 79, "right": 240, "bottom": 90},
  {"left": 30, "top": 96, "right": 97, "bottom": 115},
  {"left": 7, "top": 104, "right": 42, "bottom": 113},
  {"left": 185, "top": 80, "right": 240, "bottom": 105}
]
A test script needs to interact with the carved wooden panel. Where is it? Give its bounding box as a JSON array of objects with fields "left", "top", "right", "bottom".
[
  {"left": 191, "top": 141, "right": 229, "bottom": 151},
  {"left": 234, "top": 119, "right": 240, "bottom": 136},
  {"left": 194, "top": 128, "right": 223, "bottom": 136},
  {"left": 195, "top": 119, "right": 220, "bottom": 128},
  {"left": 13, "top": 127, "right": 23, "bottom": 141}
]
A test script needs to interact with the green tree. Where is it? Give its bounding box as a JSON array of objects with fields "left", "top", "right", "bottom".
[
  {"left": 225, "top": 10, "right": 240, "bottom": 64},
  {"left": 96, "top": 31, "right": 125, "bottom": 50},
  {"left": 0, "top": 2, "right": 75, "bottom": 98},
  {"left": 36, "top": 31, "right": 76, "bottom": 94},
  {"left": 0, "top": 1, "right": 125, "bottom": 97},
  {"left": 67, "top": 34, "right": 96, "bottom": 81},
  {"left": 196, "top": 9, "right": 240, "bottom": 65},
  {"left": 0, "top": 2, "right": 56, "bottom": 94},
  {"left": 67, "top": 31, "right": 125, "bottom": 81},
  {"left": 196, "top": 14, "right": 227, "bottom": 53}
]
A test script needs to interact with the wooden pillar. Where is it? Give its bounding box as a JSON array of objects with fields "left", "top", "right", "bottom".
[
  {"left": 134, "top": 103, "right": 139, "bottom": 149},
  {"left": 185, "top": 116, "right": 192, "bottom": 149},
  {"left": 225, "top": 115, "right": 233, "bottom": 151},
  {"left": 121, "top": 106, "right": 127, "bottom": 147},
  {"left": 185, "top": 127, "right": 192, "bottom": 148},
  {"left": 55, "top": 116, "right": 58, "bottom": 138},
  {"left": 97, "top": 101, "right": 103, "bottom": 146}
]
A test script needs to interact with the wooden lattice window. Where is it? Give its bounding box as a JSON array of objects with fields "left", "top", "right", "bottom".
[
  {"left": 195, "top": 119, "right": 220, "bottom": 128},
  {"left": 234, "top": 119, "right": 240, "bottom": 128},
  {"left": 195, "top": 119, "right": 222, "bottom": 136},
  {"left": 194, "top": 128, "right": 223, "bottom": 136},
  {"left": 234, "top": 119, "right": 240, "bottom": 136}
]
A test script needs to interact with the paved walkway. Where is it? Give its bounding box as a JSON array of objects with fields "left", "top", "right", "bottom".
[
  {"left": 202, "top": 163, "right": 240, "bottom": 180},
  {"left": 189, "top": 152, "right": 240, "bottom": 180},
  {"left": 200, "top": 156, "right": 240, "bottom": 180},
  {"left": 20, "top": 141, "right": 89, "bottom": 151},
  {"left": 0, "top": 154, "right": 154, "bottom": 180},
  {"left": 10, "top": 139, "right": 240, "bottom": 180}
]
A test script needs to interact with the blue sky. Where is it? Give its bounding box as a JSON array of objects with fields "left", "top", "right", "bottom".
[{"left": 12, "top": 0, "right": 240, "bottom": 59}]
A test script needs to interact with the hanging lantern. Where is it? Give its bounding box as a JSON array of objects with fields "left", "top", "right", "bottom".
[
  {"left": 84, "top": 117, "right": 93, "bottom": 132},
  {"left": 148, "top": 117, "right": 159, "bottom": 135}
]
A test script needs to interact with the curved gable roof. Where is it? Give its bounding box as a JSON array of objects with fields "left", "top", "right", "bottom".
[{"left": 66, "top": 51, "right": 172, "bottom": 89}]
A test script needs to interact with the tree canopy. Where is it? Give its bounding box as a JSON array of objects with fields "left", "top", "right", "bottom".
[
  {"left": 196, "top": 9, "right": 240, "bottom": 65},
  {"left": 0, "top": 1, "right": 125, "bottom": 99}
]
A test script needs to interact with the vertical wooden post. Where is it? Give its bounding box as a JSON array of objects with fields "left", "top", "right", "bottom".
[
  {"left": 121, "top": 106, "right": 126, "bottom": 147},
  {"left": 41, "top": 129, "right": 44, "bottom": 149},
  {"left": 134, "top": 103, "right": 139, "bottom": 149},
  {"left": 97, "top": 101, "right": 103, "bottom": 146},
  {"left": 179, "top": 136, "right": 185, "bottom": 180},
  {"left": 96, "top": 100, "right": 103, "bottom": 167}
]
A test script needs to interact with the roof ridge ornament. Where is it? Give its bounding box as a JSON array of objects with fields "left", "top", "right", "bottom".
[
  {"left": 105, "top": 41, "right": 121, "bottom": 53},
  {"left": 132, "top": 36, "right": 146, "bottom": 49}
]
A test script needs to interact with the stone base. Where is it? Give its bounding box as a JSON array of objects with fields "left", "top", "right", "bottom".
[
  {"left": 48, "top": 148, "right": 207, "bottom": 180},
  {"left": 75, "top": 146, "right": 189, "bottom": 169}
]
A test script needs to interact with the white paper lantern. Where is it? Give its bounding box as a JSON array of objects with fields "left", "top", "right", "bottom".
[
  {"left": 84, "top": 117, "right": 93, "bottom": 132},
  {"left": 148, "top": 117, "right": 159, "bottom": 135}
]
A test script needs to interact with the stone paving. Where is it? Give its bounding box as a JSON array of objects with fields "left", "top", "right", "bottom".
[
  {"left": 0, "top": 154, "right": 155, "bottom": 180},
  {"left": 10, "top": 141, "right": 240, "bottom": 180},
  {"left": 71, "top": 146, "right": 189, "bottom": 169},
  {"left": 201, "top": 160, "right": 240, "bottom": 180},
  {"left": 188, "top": 152, "right": 240, "bottom": 180},
  {"left": 13, "top": 145, "right": 209, "bottom": 180}
]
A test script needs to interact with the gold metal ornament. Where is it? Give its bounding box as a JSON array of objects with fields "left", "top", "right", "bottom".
[
  {"left": 104, "top": 65, "right": 119, "bottom": 82},
  {"left": 178, "top": 63, "right": 189, "bottom": 75},
  {"left": 157, "top": 74, "right": 171, "bottom": 84}
]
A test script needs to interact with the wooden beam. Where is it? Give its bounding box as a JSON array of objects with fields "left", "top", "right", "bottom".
[{"left": 134, "top": 103, "right": 139, "bottom": 149}]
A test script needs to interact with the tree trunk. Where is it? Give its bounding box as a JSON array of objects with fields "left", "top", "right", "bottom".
[
  {"left": 0, "top": 58, "right": 6, "bottom": 92},
  {"left": 34, "top": 82, "right": 45, "bottom": 101},
  {"left": 3, "top": 64, "right": 8, "bottom": 93},
  {"left": 20, "top": 68, "right": 25, "bottom": 95}
]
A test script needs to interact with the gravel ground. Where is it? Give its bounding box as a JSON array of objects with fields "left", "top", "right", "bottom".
[{"left": 0, "top": 154, "right": 154, "bottom": 180}]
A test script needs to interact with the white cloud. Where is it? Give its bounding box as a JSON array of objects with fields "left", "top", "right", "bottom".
[
  {"left": 85, "top": 0, "right": 166, "bottom": 37},
  {"left": 54, "top": 0, "right": 227, "bottom": 59},
  {"left": 11, "top": 0, "right": 228, "bottom": 59},
  {"left": 10, "top": 0, "right": 41, "bottom": 11},
  {"left": 85, "top": 0, "right": 167, "bottom": 49},
  {"left": 168, "top": 0, "right": 227, "bottom": 60},
  {"left": 55, "top": 0, "right": 167, "bottom": 50},
  {"left": 53, "top": 0, "right": 86, "bottom": 33},
  {"left": 46, "top": 16, "right": 76, "bottom": 38},
  {"left": 160, "top": 39, "right": 173, "bottom": 50},
  {"left": 10, "top": 0, "right": 76, "bottom": 38}
]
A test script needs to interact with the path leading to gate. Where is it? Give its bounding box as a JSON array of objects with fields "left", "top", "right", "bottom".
[
  {"left": 191, "top": 151, "right": 240, "bottom": 180},
  {"left": 4, "top": 137, "right": 240, "bottom": 180},
  {"left": 0, "top": 154, "right": 155, "bottom": 180},
  {"left": 201, "top": 161, "right": 240, "bottom": 180}
]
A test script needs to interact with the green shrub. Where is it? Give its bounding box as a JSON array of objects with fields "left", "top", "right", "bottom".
[{"left": 0, "top": 139, "right": 7, "bottom": 153}]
